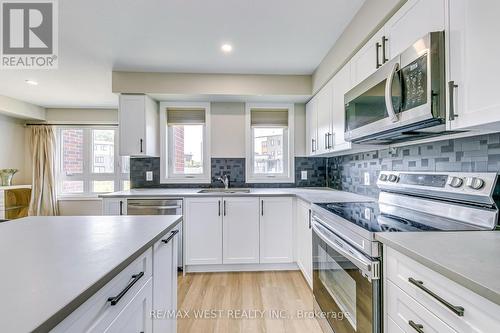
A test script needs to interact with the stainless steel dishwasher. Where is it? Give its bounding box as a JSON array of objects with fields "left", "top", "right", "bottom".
[{"left": 127, "top": 198, "right": 183, "bottom": 269}]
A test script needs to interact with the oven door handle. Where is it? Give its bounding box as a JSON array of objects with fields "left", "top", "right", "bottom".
[
  {"left": 127, "top": 205, "right": 182, "bottom": 210},
  {"left": 312, "top": 219, "right": 379, "bottom": 280},
  {"left": 385, "top": 62, "right": 400, "bottom": 123}
]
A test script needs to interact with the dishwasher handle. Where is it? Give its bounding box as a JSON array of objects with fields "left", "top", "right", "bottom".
[{"left": 127, "top": 205, "right": 181, "bottom": 210}]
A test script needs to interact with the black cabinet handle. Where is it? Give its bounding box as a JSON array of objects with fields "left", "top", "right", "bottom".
[
  {"left": 308, "top": 209, "right": 312, "bottom": 229},
  {"left": 107, "top": 272, "right": 144, "bottom": 306},
  {"left": 382, "top": 36, "right": 388, "bottom": 63},
  {"left": 408, "top": 320, "right": 424, "bottom": 333},
  {"left": 223, "top": 200, "right": 226, "bottom": 216},
  {"left": 376, "top": 42, "right": 382, "bottom": 68},
  {"left": 161, "top": 229, "right": 179, "bottom": 244},
  {"left": 408, "top": 277, "right": 464, "bottom": 316},
  {"left": 218, "top": 200, "right": 221, "bottom": 216},
  {"left": 261, "top": 200, "right": 264, "bottom": 216},
  {"left": 448, "top": 81, "right": 459, "bottom": 121},
  {"left": 140, "top": 139, "right": 143, "bottom": 153},
  {"left": 119, "top": 200, "right": 123, "bottom": 216}
]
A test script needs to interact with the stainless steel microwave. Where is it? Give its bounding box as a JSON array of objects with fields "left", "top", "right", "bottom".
[{"left": 344, "top": 31, "right": 451, "bottom": 144}]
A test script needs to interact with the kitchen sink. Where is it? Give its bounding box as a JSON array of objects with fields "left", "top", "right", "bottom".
[{"left": 197, "top": 188, "right": 251, "bottom": 194}]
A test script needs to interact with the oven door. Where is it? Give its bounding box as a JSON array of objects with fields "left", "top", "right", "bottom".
[{"left": 312, "top": 218, "right": 381, "bottom": 333}]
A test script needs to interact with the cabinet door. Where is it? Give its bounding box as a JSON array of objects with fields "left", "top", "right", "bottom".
[
  {"left": 102, "top": 198, "right": 126, "bottom": 216},
  {"left": 296, "top": 200, "right": 312, "bottom": 288},
  {"left": 350, "top": 28, "right": 385, "bottom": 87},
  {"left": 331, "top": 63, "right": 352, "bottom": 152},
  {"left": 152, "top": 230, "right": 178, "bottom": 333},
  {"left": 259, "top": 197, "right": 293, "bottom": 263},
  {"left": 119, "top": 94, "right": 146, "bottom": 156},
  {"left": 104, "top": 278, "right": 153, "bottom": 333},
  {"left": 384, "top": 0, "right": 445, "bottom": 60},
  {"left": 447, "top": 0, "right": 500, "bottom": 130},
  {"left": 222, "top": 197, "right": 260, "bottom": 264},
  {"left": 184, "top": 197, "right": 223, "bottom": 265},
  {"left": 306, "top": 97, "right": 318, "bottom": 156},
  {"left": 316, "top": 80, "right": 333, "bottom": 154}
]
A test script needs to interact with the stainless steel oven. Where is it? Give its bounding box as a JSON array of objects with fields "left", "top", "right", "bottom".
[
  {"left": 344, "top": 31, "right": 450, "bottom": 144},
  {"left": 312, "top": 216, "right": 381, "bottom": 333},
  {"left": 127, "top": 198, "right": 183, "bottom": 269}
]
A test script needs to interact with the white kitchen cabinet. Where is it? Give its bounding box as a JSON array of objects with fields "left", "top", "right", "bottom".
[
  {"left": 296, "top": 199, "right": 312, "bottom": 288},
  {"left": 315, "top": 79, "right": 334, "bottom": 155},
  {"left": 330, "top": 62, "right": 352, "bottom": 152},
  {"left": 119, "top": 94, "right": 159, "bottom": 157},
  {"left": 222, "top": 197, "right": 260, "bottom": 264},
  {"left": 104, "top": 278, "right": 153, "bottom": 333},
  {"left": 184, "top": 197, "right": 223, "bottom": 265},
  {"left": 102, "top": 198, "right": 126, "bottom": 216},
  {"left": 383, "top": 0, "right": 445, "bottom": 60},
  {"left": 152, "top": 230, "right": 178, "bottom": 333},
  {"left": 306, "top": 96, "right": 318, "bottom": 155},
  {"left": 350, "top": 27, "right": 385, "bottom": 87},
  {"left": 259, "top": 197, "right": 294, "bottom": 264},
  {"left": 447, "top": 0, "right": 500, "bottom": 130}
]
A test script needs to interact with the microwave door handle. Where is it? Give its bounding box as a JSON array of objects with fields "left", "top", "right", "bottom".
[
  {"left": 312, "top": 219, "right": 376, "bottom": 278},
  {"left": 385, "top": 62, "right": 400, "bottom": 123}
]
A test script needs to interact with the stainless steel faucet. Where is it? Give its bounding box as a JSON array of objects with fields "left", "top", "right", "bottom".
[{"left": 217, "top": 174, "right": 230, "bottom": 189}]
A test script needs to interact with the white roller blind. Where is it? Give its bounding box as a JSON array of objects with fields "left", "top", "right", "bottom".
[
  {"left": 250, "top": 108, "right": 288, "bottom": 127},
  {"left": 167, "top": 108, "right": 206, "bottom": 125}
]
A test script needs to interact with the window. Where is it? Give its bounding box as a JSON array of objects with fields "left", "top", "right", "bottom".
[
  {"left": 160, "top": 102, "right": 211, "bottom": 183},
  {"left": 246, "top": 103, "right": 294, "bottom": 183},
  {"left": 57, "top": 127, "right": 130, "bottom": 197}
]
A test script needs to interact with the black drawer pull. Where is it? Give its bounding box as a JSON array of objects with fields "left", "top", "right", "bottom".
[
  {"left": 107, "top": 272, "right": 144, "bottom": 306},
  {"left": 408, "top": 320, "right": 424, "bottom": 333},
  {"left": 161, "top": 229, "right": 179, "bottom": 244},
  {"left": 408, "top": 277, "right": 464, "bottom": 316}
]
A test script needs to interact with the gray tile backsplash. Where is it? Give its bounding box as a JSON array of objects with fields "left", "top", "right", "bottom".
[
  {"left": 130, "top": 157, "right": 327, "bottom": 188},
  {"left": 130, "top": 133, "right": 500, "bottom": 197},
  {"left": 327, "top": 133, "right": 500, "bottom": 199}
]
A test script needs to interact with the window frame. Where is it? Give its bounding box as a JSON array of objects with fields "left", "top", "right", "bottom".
[
  {"left": 159, "top": 102, "right": 211, "bottom": 184},
  {"left": 56, "top": 126, "right": 130, "bottom": 199},
  {"left": 245, "top": 103, "right": 295, "bottom": 183}
]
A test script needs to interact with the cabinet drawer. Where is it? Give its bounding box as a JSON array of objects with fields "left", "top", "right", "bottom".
[
  {"left": 387, "top": 280, "right": 456, "bottom": 333},
  {"left": 52, "top": 248, "right": 153, "bottom": 333},
  {"left": 387, "top": 315, "right": 405, "bottom": 333},
  {"left": 385, "top": 246, "right": 500, "bottom": 332}
]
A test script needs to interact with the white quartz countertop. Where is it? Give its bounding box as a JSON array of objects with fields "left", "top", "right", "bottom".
[
  {"left": 99, "top": 187, "right": 374, "bottom": 204},
  {"left": 376, "top": 231, "right": 500, "bottom": 306},
  {"left": 0, "top": 215, "right": 182, "bottom": 332}
]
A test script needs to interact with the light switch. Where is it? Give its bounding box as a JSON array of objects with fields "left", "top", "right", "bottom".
[
  {"left": 301, "top": 170, "right": 308, "bottom": 180},
  {"left": 146, "top": 171, "right": 153, "bottom": 181},
  {"left": 364, "top": 172, "right": 370, "bottom": 186}
]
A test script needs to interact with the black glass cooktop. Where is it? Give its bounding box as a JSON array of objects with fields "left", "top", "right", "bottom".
[{"left": 315, "top": 201, "right": 445, "bottom": 232}]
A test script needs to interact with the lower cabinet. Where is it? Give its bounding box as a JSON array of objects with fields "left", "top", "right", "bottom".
[
  {"left": 296, "top": 199, "right": 312, "bottom": 288},
  {"left": 102, "top": 198, "right": 126, "bottom": 216},
  {"left": 185, "top": 196, "right": 294, "bottom": 268},
  {"left": 259, "top": 197, "right": 294, "bottom": 264},
  {"left": 222, "top": 197, "right": 260, "bottom": 264},
  {"left": 52, "top": 226, "right": 179, "bottom": 333}
]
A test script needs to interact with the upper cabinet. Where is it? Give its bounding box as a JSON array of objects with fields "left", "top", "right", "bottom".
[
  {"left": 447, "top": 0, "right": 500, "bottom": 130},
  {"left": 119, "top": 94, "right": 159, "bottom": 157},
  {"left": 383, "top": 0, "right": 445, "bottom": 60},
  {"left": 306, "top": 95, "right": 318, "bottom": 155},
  {"left": 315, "top": 79, "right": 334, "bottom": 155},
  {"left": 350, "top": 28, "right": 386, "bottom": 87},
  {"left": 330, "top": 62, "right": 352, "bottom": 152}
]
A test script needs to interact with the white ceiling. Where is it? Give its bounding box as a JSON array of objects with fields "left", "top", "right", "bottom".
[{"left": 0, "top": 0, "right": 364, "bottom": 109}]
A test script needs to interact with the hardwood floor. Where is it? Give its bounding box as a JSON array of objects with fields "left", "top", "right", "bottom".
[{"left": 177, "top": 271, "right": 323, "bottom": 333}]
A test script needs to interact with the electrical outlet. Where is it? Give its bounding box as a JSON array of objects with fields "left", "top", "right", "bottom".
[
  {"left": 146, "top": 171, "right": 153, "bottom": 181},
  {"left": 301, "top": 170, "right": 308, "bottom": 180},
  {"left": 364, "top": 172, "right": 370, "bottom": 186}
]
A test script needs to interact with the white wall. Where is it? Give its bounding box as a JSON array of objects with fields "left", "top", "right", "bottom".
[
  {"left": 45, "top": 108, "right": 118, "bottom": 124},
  {"left": 0, "top": 95, "right": 46, "bottom": 120},
  {"left": 209, "top": 102, "right": 306, "bottom": 157},
  {"left": 0, "top": 114, "right": 30, "bottom": 185}
]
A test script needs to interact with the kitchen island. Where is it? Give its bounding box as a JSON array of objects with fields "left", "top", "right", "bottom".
[{"left": 0, "top": 215, "right": 182, "bottom": 332}]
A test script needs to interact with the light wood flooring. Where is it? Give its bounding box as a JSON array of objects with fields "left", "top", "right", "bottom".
[{"left": 177, "top": 271, "right": 323, "bottom": 333}]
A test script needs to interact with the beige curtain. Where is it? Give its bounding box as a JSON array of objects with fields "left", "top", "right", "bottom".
[{"left": 28, "top": 126, "right": 59, "bottom": 216}]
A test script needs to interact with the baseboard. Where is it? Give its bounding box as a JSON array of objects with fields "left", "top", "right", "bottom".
[{"left": 185, "top": 262, "right": 299, "bottom": 273}]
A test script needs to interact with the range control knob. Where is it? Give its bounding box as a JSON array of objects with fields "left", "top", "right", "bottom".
[
  {"left": 447, "top": 176, "right": 464, "bottom": 188},
  {"left": 388, "top": 174, "right": 399, "bottom": 183},
  {"left": 379, "top": 174, "right": 388, "bottom": 181},
  {"left": 466, "top": 177, "right": 485, "bottom": 190}
]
